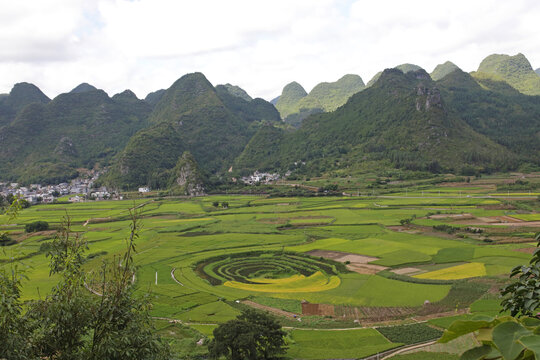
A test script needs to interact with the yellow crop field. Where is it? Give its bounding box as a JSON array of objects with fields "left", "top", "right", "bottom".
[
  {"left": 224, "top": 271, "right": 341, "bottom": 293},
  {"left": 414, "top": 262, "right": 486, "bottom": 280}
]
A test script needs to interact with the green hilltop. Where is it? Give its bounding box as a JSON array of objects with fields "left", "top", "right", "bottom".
[
  {"left": 275, "top": 75, "right": 365, "bottom": 127},
  {"left": 275, "top": 81, "right": 308, "bottom": 119},
  {"left": 366, "top": 64, "right": 423, "bottom": 87},
  {"left": 475, "top": 53, "right": 540, "bottom": 95},
  {"left": 219, "top": 83, "right": 252, "bottom": 102},
  {"left": 430, "top": 61, "right": 460, "bottom": 81},
  {"left": 70, "top": 83, "right": 98, "bottom": 93},
  {"left": 0, "top": 82, "right": 50, "bottom": 127}
]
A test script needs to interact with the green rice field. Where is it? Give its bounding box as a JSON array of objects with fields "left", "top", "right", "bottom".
[{"left": 1, "top": 183, "right": 538, "bottom": 359}]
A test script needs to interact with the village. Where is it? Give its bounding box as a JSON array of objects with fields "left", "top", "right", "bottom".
[
  {"left": 0, "top": 170, "right": 120, "bottom": 204},
  {"left": 240, "top": 171, "right": 284, "bottom": 185}
]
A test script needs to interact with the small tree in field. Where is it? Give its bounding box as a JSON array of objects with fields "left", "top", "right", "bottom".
[{"left": 208, "top": 309, "right": 287, "bottom": 360}]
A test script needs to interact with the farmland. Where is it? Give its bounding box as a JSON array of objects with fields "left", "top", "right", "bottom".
[{"left": 1, "top": 177, "right": 539, "bottom": 359}]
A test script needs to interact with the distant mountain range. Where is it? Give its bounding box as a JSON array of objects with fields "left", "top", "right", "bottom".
[
  {"left": 235, "top": 68, "right": 529, "bottom": 176},
  {"left": 0, "top": 52, "right": 538, "bottom": 188}
]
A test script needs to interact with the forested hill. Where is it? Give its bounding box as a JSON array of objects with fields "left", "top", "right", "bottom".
[
  {"left": 275, "top": 75, "right": 365, "bottom": 127},
  {"left": 437, "top": 69, "right": 540, "bottom": 164},
  {"left": 234, "top": 68, "right": 519, "bottom": 176},
  {"left": 0, "top": 82, "right": 50, "bottom": 127},
  {"left": 105, "top": 72, "right": 282, "bottom": 189},
  {"left": 0, "top": 87, "right": 151, "bottom": 184}
]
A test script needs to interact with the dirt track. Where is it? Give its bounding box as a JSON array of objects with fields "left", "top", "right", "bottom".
[{"left": 241, "top": 300, "right": 300, "bottom": 319}]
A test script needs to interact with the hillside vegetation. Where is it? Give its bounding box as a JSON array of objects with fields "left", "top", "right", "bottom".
[
  {"left": 430, "top": 61, "right": 460, "bottom": 81},
  {"left": 106, "top": 72, "right": 281, "bottom": 189},
  {"left": 236, "top": 68, "right": 516, "bottom": 176},
  {"left": 275, "top": 75, "right": 365, "bottom": 127},
  {"left": 476, "top": 53, "right": 540, "bottom": 95},
  {"left": 438, "top": 69, "right": 540, "bottom": 165},
  {"left": 0, "top": 82, "right": 50, "bottom": 127},
  {"left": 0, "top": 87, "right": 151, "bottom": 184},
  {"left": 366, "top": 64, "right": 423, "bottom": 87},
  {"left": 1, "top": 53, "right": 540, "bottom": 189}
]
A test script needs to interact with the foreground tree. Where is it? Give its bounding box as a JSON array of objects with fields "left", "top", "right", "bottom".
[
  {"left": 208, "top": 309, "right": 287, "bottom": 360},
  {"left": 1, "top": 203, "right": 170, "bottom": 359},
  {"left": 26, "top": 215, "right": 92, "bottom": 359},
  {"left": 0, "top": 197, "right": 31, "bottom": 360},
  {"left": 438, "top": 232, "right": 540, "bottom": 359},
  {"left": 500, "top": 232, "right": 540, "bottom": 317},
  {"left": 87, "top": 208, "right": 170, "bottom": 359}
]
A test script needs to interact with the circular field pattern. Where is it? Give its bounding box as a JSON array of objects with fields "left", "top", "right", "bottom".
[{"left": 195, "top": 251, "right": 345, "bottom": 293}]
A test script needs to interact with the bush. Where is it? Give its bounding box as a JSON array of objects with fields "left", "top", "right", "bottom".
[
  {"left": 25, "top": 221, "right": 49, "bottom": 233},
  {"left": 0, "top": 233, "right": 16, "bottom": 246}
]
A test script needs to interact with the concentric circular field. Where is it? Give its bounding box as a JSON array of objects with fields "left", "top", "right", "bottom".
[{"left": 195, "top": 251, "right": 344, "bottom": 293}]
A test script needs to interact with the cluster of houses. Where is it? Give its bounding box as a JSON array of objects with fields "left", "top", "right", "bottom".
[
  {"left": 240, "top": 171, "right": 283, "bottom": 185},
  {"left": 0, "top": 171, "right": 121, "bottom": 204}
]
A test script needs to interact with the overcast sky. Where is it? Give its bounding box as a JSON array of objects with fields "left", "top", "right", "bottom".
[{"left": 1, "top": 0, "right": 539, "bottom": 101}]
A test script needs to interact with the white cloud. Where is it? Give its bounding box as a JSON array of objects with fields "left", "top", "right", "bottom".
[{"left": 0, "top": 0, "right": 538, "bottom": 100}]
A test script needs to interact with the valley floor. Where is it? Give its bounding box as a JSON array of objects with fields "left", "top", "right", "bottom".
[{"left": 1, "top": 174, "right": 539, "bottom": 359}]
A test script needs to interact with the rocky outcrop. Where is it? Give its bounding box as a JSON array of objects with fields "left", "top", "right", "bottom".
[
  {"left": 54, "top": 136, "right": 78, "bottom": 157},
  {"left": 170, "top": 151, "right": 205, "bottom": 196},
  {"left": 415, "top": 85, "right": 442, "bottom": 111}
]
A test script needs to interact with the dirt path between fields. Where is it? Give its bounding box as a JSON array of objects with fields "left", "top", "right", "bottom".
[{"left": 241, "top": 300, "right": 300, "bottom": 319}]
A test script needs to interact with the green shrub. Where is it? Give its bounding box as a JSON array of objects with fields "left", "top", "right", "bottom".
[{"left": 25, "top": 221, "right": 49, "bottom": 233}]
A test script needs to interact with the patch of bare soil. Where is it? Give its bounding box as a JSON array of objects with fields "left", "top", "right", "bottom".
[
  {"left": 480, "top": 204, "right": 517, "bottom": 210},
  {"left": 428, "top": 213, "right": 474, "bottom": 220},
  {"left": 391, "top": 267, "right": 421, "bottom": 275},
  {"left": 488, "top": 237, "right": 537, "bottom": 244},
  {"left": 17, "top": 230, "right": 56, "bottom": 242},
  {"left": 306, "top": 250, "right": 388, "bottom": 274},
  {"left": 346, "top": 263, "right": 388, "bottom": 275},
  {"left": 513, "top": 247, "right": 537, "bottom": 254},
  {"left": 387, "top": 225, "right": 422, "bottom": 234}
]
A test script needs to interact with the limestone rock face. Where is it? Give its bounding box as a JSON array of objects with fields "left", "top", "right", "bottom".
[
  {"left": 415, "top": 85, "right": 442, "bottom": 111},
  {"left": 54, "top": 136, "right": 78, "bottom": 157},
  {"left": 170, "top": 151, "right": 205, "bottom": 196}
]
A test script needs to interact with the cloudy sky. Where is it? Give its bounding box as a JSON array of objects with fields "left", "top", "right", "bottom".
[{"left": 1, "top": 0, "right": 539, "bottom": 100}]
